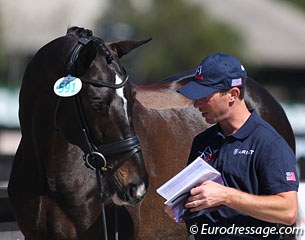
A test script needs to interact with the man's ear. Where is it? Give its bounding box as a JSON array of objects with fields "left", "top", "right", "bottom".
[{"left": 229, "top": 87, "right": 240, "bottom": 101}]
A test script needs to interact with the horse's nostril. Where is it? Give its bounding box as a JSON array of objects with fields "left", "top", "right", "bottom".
[
  {"left": 128, "top": 185, "right": 137, "bottom": 198},
  {"left": 126, "top": 183, "right": 147, "bottom": 202}
]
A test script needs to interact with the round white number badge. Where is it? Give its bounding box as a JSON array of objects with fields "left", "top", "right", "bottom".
[{"left": 53, "top": 75, "right": 82, "bottom": 97}]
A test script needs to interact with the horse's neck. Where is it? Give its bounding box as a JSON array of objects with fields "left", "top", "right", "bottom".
[{"left": 134, "top": 82, "right": 192, "bottom": 110}]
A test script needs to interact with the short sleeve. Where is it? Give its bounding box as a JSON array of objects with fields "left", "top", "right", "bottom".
[{"left": 256, "top": 136, "right": 299, "bottom": 195}]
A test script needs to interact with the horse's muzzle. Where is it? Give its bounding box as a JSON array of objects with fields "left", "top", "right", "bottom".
[{"left": 111, "top": 181, "right": 147, "bottom": 206}]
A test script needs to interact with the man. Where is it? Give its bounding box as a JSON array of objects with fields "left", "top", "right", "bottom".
[{"left": 168, "top": 53, "right": 299, "bottom": 239}]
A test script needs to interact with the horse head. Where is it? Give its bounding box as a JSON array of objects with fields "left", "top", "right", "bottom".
[
  {"left": 19, "top": 27, "right": 151, "bottom": 206},
  {"left": 58, "top": 27, "right": 151, "bottom": 205}
]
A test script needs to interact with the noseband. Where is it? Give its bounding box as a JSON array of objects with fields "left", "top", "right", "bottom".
[
  {"left": 54, "top": 34, "right": 141, "bottom": 173},
  {"left": 85, "top": 136, "right": 141, "bottom": 174}
]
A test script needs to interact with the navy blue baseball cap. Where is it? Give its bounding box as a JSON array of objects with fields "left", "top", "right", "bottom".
[{"left": 178, "top": 53, "right": 247, "bottom": 100}]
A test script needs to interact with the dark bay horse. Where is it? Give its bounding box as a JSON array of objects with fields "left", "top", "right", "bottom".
[{"left": 8, "top": 27, "right": 151, "bottom": 240}]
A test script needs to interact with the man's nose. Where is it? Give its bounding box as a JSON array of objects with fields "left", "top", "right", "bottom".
[
  {"left": 193, "top": 99, "right": 200, "bottom": 108},
  {"left": 194, "top": 98, "right": 207, "bottom": 108}
]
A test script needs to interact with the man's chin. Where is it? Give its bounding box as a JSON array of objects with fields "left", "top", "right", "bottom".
[{"left": 204, "top": 117, "right": 217, "bottom": 125}]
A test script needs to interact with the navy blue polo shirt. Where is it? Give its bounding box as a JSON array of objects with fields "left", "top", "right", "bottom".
[{"left": 187, "top": 110, "right": 299, "bottom": 239}]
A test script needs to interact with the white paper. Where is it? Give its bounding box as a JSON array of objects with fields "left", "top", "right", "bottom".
[
  {"left": 156, "top": 156, "right": 222, "bottom": 207},
  {"left": 157, "top": 156, "right": 224, "bottom": 222}
]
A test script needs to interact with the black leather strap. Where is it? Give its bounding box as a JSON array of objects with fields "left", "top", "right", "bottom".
[{"left": 97, "top": 136, "right": 141, "bottom": 157}]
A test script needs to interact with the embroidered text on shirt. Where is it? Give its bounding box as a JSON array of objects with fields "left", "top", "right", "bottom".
[{"left": 233, "top": 149, "right": 254, "bottom": 155}]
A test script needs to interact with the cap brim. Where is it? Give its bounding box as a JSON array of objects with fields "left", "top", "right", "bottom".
[{"left": 177, "top": 80, "right": 218, "bottom": 100}]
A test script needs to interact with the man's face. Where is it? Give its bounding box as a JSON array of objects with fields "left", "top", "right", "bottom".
[{"left": 193, "top": 90, "right": 231, "bottom": 124}]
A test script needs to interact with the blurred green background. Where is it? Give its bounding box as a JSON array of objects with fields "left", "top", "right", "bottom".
[{"left": 98, "top": 0, "right": 243, "bottom": 84}]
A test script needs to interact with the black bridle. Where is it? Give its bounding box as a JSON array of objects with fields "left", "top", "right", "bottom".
[
  {"left": 54, "top": 34, "right": 141, "bottom": 240},
  {"left": 55, "top": 34, "right": 141, "bottom": 173}
]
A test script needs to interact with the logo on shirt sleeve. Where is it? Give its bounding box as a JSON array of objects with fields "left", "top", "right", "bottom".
[{"left": 286, "top": 172, "right": 296, "bottom": 182}]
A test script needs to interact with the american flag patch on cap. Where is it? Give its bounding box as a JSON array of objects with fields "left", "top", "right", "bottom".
[
  {"left": 231, "top": 78, "right": 242, "bottom": 87},
  {"left": 286, "top": 172, "right": 296, "bottom": 182}
]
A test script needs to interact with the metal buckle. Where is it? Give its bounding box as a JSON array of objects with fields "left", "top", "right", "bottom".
[{"left": 85, "top": 151, "right": 107, "bottom": 171}]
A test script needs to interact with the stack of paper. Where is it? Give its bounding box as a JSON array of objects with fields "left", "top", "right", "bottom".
[{"left": 156, "top": 156, "right": 223, "bottom": 222}]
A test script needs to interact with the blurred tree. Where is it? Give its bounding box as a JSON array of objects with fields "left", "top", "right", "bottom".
[
  {"left": 287, "top": 0, "right": 305, "bottom": 11},
  {"left": 98, "top": 0, "right": 244, "bottom": 84}
]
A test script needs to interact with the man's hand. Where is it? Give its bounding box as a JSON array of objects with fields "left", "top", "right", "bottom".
[{"left": 184, "top": 180, "right": 227, "bottom": 212}]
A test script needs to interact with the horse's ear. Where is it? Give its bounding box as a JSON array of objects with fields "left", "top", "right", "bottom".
[
  {"left": 109, "top": 38, "right": 152, "bottom": 58},
  {"left": 75, "top": 40, "right": 97, "bottom": 76}
]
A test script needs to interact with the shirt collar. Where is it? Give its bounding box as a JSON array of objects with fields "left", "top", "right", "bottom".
[{"left": 216, "top": 110, "right": 258, "bottom": 140}]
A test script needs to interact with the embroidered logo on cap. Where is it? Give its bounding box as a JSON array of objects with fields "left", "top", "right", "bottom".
[{"left": 195, "top": 66, "right": 204, "bottom": 81}]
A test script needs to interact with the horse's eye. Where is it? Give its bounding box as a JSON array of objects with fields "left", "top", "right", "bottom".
[{"left": 91, "top": 102, "right": 109, "bottom": 114}]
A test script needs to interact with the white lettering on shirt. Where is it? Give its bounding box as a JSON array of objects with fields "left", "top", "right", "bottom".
[{"left": 233, "top": 149, "right": 255, "bottom": 155}]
